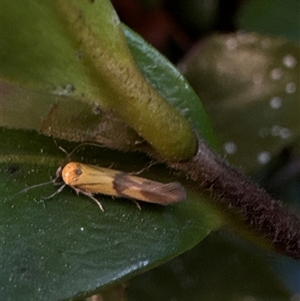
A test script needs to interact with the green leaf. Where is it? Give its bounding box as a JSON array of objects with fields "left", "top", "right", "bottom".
[
  {"left": 128, "top": 231, "right": 294, "bottom": 301},
  {"left": 123, "top": 25, "right": 216, "bottom": 148},
  {"left": 1, "top": 0, "right": 215, "bottom": 160},
  {"left": 0, "top": 128, "right": 221, "bottom": 301}
]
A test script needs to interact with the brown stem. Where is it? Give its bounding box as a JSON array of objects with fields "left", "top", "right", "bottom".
[{"left": 171, "top": 139, "right": 300, "bottom": 259}]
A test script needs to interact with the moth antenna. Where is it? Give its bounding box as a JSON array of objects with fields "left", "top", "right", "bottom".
[
  {"left": 55, "top": 141, "right": 105, "bottom": 163},
  {"left": 58, "top": 146, "right": 70, "bottom": 160},
  {"left": 9, "top": 179, "right": 56, "bottom": 199},
  {"left": 52, "top": 139, "right": 70, "bottom": 161},
  {"left": 129, "top": 160, "right": 158, "bottom": 176},
  {"left": 69, "top": 142, "right": 105, "bottom": 158}
]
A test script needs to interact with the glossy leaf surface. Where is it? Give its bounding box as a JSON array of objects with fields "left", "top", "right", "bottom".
[{"left": 1, "top": 128, "right": 221, "bottom": 301}]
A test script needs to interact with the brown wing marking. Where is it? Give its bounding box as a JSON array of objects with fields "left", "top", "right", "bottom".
[{"left": 113, "top": 173, "right": 186, "bottom": 205}]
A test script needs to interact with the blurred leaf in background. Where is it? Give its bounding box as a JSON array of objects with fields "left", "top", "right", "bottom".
[
  {"left": 238, "top": 0, "right": 300, "bottom": 41},
  {"left": 180, "top": 33, "right": 300, "bottom": 173}
]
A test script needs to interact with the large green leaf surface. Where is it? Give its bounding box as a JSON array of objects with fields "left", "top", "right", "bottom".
[
  {"left": 128, "top": 231, "right": 296, "bottom": 301},
  {"left": 0, "top": 128, "right": 221, "bottom": 301}
]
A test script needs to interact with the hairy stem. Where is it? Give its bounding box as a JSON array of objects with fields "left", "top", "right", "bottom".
[{"left": 172, "top": 139, "right": 300, "bottom": 259}]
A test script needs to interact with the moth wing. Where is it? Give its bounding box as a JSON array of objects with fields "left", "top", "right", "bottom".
[{"left": 113, "top": 174, "right": 186, "bottom": 205}]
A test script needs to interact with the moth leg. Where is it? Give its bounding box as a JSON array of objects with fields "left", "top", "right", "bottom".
[
  {"left": 73, "top": 187, "right": 104, "bottom": 212},
  {"left": 42, "top": 184, "right": 66, "bottom": 200},
  {"left": 113, "top": 195, "right": 141, "bottom": 210},
  {"left": 131, "top": 199, "right": 141, "bottom": 210}
]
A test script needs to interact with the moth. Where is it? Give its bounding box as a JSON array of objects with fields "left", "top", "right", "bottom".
[
  {"left": 55, "top": 161, "right": 186, "bottom": 211},
  {"left": 12, "top": 141, "right": 186, "bottom": 211}
]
